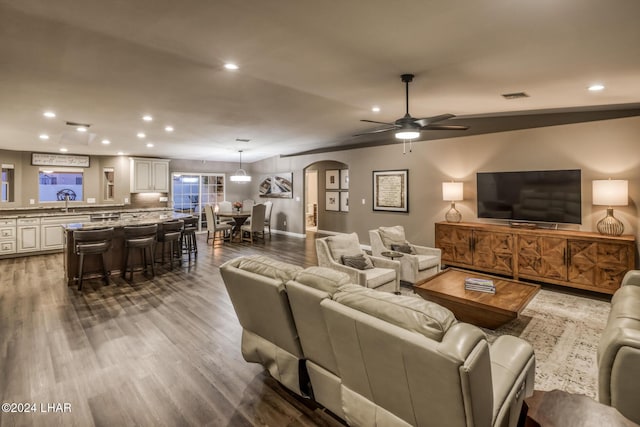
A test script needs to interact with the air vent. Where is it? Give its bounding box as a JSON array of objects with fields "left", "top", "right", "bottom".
[
  {"left": 235, "top": 138, "right": 250, "bottom": 142},
  {"left": 501, "top": 92, "right": 529, "bottom": 100},
  {"left": 65, "top": 121, "right": 91, "bottom": 127}
]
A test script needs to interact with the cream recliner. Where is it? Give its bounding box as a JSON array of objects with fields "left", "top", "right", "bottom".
[
  {"left": 598, "top": 270, "right": 640, "bottom": 424},
  {"left": 369, "top": 225, "right": 441, "bottom": 285},
  {"left": 219, "top": 255, "right": 306, "bottom": 396},
  {"left": 316, "top": 233, "right": 400, "bottom": 293},
  {"left": 322, "top": 285, "right": 535, "bottom": 427}
]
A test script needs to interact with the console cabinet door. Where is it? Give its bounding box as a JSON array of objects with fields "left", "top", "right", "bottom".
[
  {"left": 435, "top": 224, "right": 473, "bottom": 266},
  {"left": 473, "top": 230, "right": 514, "bottom": 274},
  {"left": 517, "top": 235, "right": 567, "bottom": 280},
  {"left": 568, "top": 240, "right": 631, "bottom": 292}
]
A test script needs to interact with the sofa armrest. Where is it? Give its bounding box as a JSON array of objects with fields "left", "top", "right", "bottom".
[
  {"left": 411, "top": 245, "right": 442, "bottom": 258},
  {"left": 368, "top": 255, "right": 400, "bottom": 272},
  {"left": 621, "top": 270, "right": 640, "bottom": 287},
  {"left": 598, "top": 327, "right": 640, "bottom": 405}
]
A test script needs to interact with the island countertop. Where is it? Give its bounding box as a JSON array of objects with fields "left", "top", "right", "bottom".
[{"left": 62, "top": 211, "right": 191, "bottom": 230}]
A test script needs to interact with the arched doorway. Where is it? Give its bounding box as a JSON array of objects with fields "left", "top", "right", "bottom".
[{"left": 303, "top": 160, "right": 348, "bottom": 234}]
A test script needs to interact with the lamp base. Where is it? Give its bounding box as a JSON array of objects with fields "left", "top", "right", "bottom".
[
  {"left": 596, "top": 207, "right": 624, "bottom": 236},
  {"left": 445, "top": 202, "right": 462, "bottom": 223}
]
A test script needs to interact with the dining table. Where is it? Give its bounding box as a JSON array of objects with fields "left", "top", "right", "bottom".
[{"left": 217, "top": 211, "right": 252, "bottom": 242}]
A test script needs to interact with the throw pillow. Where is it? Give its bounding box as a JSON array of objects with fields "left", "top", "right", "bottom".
[
  {"left": 391, "top": 243, "right": 415, "bottom": 254},
  {"left": 378, "top": 225, "right": 407, "bottom": 248},
  {"left": 326, "top": 233, "right": 362, "bottom": 263},
  {"left": 341, "top": 254, "right": 374, "bottom": 270}
]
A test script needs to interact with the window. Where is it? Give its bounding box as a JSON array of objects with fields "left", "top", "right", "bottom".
[
  {"left": 38, "top": 168, "right": 84, "bottom": 202},
  {"left": 172, "top": 173, "right": 225, "bottom": 230},
  {"left": 1, "top": 164, "right": 15, "bottom": 202}
]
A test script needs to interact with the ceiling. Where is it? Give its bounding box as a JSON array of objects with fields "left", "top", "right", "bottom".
[{"left": 1, "top": 0, "right": 639, "bottom": 163}]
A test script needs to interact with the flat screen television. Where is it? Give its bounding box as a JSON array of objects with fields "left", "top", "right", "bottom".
[{"left": 477, "top": 169, "right": 582, "bottom": 224}]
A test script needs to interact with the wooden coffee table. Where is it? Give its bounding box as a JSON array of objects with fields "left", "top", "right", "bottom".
[{"left": 413, "top": 268, "right": 540, "bottom": 329}]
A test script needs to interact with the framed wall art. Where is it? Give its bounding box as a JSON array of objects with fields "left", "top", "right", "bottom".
[
  {"left": 31, "top": 152, "right": 90, "bottom": 168},
  {"left": 326, "top": 191, "right": 340, "bottom": 211},
  {"left": 258, "top": 172, "right": 293, "bottom": 198},
  {"left": 340, "top": 191, "right": 349, "bottom": 212},
  {"left": 372, "top": 169, "right": 409, "bottom": 213},
  {"left": 325, "top": 169, "right": 339, "bottom": 190},
  {"left": 340, "top": 169, "right": 349, "bottom": 189}
]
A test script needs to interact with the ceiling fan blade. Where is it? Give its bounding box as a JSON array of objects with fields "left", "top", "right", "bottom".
[
  {"left": 414, "top": 113, "right": 456, "bottom": 127},
  {"left": 421, "top": 124, "right": 469, "bottom": 130},
  {"left": 353, "top": 127, "right": 397, "bottom": 137},
  {"left": 360, "top": 119, "right": 396, "bottom": 126}
]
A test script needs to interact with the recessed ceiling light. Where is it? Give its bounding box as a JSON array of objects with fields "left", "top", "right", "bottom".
[
  {"left": 142, "top": 115, "right": 153, "bottom": 121},
  {"left": 117, "top": 151, "right": 124, "bottom": 155},
  {"left": 39, "top": 134, "right": 49, "bottom": 140},
  {"left": 588, "top": 84, "right": 605, "bottom": 91},
  {"left": 146, "top": 143, "right": 154, "bottom": 148},
  {"left": 76, "top": 126, "right": 88, "bottom": 132},
  {"left": 164, "top": 125, "right": 174, "bottom": 132},
  {"left": 43, "top": 111, "right": 56, "bottom": 118},
  {"left": 101, "top": 139, "right": 111, "bottom": 145},
  {"left": 137, "top": 132, "right": 146, "bottom": 138},
  {"left": 224, "top": 63, "right": 239, "bottom": 70},
  {"left": 371, "top": 106, "right": 381, "bottom": 113},
  {"left": 59, "top": 148, "right": 68, "bottom": 152}
]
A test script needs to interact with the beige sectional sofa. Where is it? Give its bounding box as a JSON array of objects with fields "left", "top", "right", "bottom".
[
  {"left": 221, "top": 255, "right": 535, "bottom": 427},
  {"left": 598, "top": 270, "right": 640, "bottom": 424}
]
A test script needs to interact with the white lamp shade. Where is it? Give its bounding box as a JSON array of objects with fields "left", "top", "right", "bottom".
[
  {"left": 592, "top": 179, "right": 628, "bottom": 206},
  {"left": 442, "top": 182, "right": 463, "bottom": 201}
]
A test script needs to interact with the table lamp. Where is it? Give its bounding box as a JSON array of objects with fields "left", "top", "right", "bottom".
[
  {"left": 443, "top": 182, "right": 463, "bottom": 223},
  {"left": 592, "top": 179, "right": 628, "bottom": 236}
]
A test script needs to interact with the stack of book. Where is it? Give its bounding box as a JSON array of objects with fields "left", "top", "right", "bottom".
[{"left": 464, "top": 277, "right": 496, "bottom": 294}]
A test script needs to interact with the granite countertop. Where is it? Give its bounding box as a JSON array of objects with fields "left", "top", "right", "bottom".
[
  {"left": 0, "top": 207, "right": 173, "bottom": 219},
  {"left": 62, "top": 211, "right": 193, "bottom": 231}
]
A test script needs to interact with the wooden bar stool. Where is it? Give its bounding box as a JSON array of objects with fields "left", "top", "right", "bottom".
[
  {"left": 122, "top": 224, "right": 158, "bottom": 281},
  {"left": 73, "top": 227, "right": 114, "bottom": 291},
  {"left": 181, "top": 216, "right": 198, "bottom": 263},
  {"left": 157, "top": 219, "right": 183, "bottom": 269}
]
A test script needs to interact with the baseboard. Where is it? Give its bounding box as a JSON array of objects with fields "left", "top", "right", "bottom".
[{"left": 271, "top": 229, "right": 306, "bottom": 239}]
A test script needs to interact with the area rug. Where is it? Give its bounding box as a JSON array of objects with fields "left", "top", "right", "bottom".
[{"left": 402, "top": 286, "right": 610, "bottom": 398}]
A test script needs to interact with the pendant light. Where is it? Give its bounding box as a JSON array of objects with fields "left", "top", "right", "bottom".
[{"left": 230, "top": 150, "right": 251, "bottom": 182}]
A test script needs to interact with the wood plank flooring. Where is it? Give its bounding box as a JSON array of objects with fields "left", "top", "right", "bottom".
[{"left": 0, "top": 232, "right": 344, "bottom": 427}]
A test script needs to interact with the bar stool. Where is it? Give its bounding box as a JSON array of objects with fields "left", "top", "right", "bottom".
[
  {"left": 122, "top": 224, "right": 158, "bottom": 281},
  {"left": 157, "top": 219, "right": 184, "bottom": 269},
  {"left": 73, "top": 227, "right": 114, "bottom": 291},
  {"left": 181, "top": 216, "right": 198, "bottom": 263}
]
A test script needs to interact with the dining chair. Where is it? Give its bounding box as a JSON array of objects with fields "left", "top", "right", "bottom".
[
  {"left": 205, "top": 204, "right": 232, "bottom": 244},
  {"left": 263, "top": 200, "right": 273, "bottom": 238},
  {"left": 241, "top": 203, "right": 266, "bottom": 244}
]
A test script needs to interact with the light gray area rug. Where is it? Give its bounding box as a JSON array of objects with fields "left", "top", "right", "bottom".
[{"left": 402, "top": 287, "right": 610, "bottom": 398}]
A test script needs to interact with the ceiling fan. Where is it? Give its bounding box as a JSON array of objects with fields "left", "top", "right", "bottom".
[{"left": 355, "top": 74, "right": 469, "bottom": 140}]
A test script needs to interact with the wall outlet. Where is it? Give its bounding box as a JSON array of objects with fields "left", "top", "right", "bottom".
[
  {"left": 159, "top": 196, "right": 168, "bottom": 202},
  {"left": 124, "top": 197, "right": 129, "bottom": 204},
  {"left": 295, "top": 196, "right": 300, "bottom": 202},
  {"left": 29, "top": 199, "right": 35, "bottom": 205},
  {"left": 362, "top": 198, "right": 366, "bottom": 205},
  {"left": 87, "top": 198, "right": 96, "bottom": 203}
]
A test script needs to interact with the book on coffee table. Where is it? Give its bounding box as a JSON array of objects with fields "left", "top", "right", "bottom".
[{"left": 464, "top": 277, "right": 496, "bottom": 294}]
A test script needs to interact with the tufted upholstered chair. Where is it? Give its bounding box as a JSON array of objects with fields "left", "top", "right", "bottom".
[
  {"left": 315, "top": 233, "right": 400, "bottom": 293},
  {"left": 370, "top": 225, "right": 441, "bottom": 285}
]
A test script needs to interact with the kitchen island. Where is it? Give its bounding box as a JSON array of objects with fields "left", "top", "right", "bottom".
[{"left": 62, "top": 211, "right": 192, "bottom": 286}]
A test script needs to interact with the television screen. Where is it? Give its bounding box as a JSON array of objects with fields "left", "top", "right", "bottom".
[{"left": 477, "top": 169, "right": 582, "bottom": 224}]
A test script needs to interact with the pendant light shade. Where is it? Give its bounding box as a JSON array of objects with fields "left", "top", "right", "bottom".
[{"left": 230, "top": 150, "right": 251, "bottom": 183}]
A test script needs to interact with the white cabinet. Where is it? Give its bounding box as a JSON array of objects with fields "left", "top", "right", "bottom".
[
  {"left": 130, "top": 158, "right": 170, "bottom": 192},
  {"left": 0, "top": 218, "right": 16, "bottom": 255},
  {"left": 17, "top": 218, "right": 41, "bottom": 253},
  {"left": 40, "top": 215, "right": 90, "bottom": 250}
]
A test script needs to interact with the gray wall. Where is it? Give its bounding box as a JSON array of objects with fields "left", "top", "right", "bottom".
[{"left": 251, "top": 116, "right": 640, "bottom": 252}]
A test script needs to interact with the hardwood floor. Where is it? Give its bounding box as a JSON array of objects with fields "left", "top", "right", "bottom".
[{"left": 0, "top": 232, "right": 345, "bottom": 427}]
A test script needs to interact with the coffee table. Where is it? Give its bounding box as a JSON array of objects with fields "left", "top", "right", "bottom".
[{"left": 413, "top": 268, "right": 540, "bottom": 329}]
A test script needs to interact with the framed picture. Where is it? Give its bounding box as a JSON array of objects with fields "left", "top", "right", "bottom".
[
  {"left": 340, "top": 169, "right": 349, "bottom": 189},
  {"left": 326, "top": 191, "right": 340, "bottom": 211},
  {"left": 372, "top": 169, "right": 409, "bottom": 213},
  {"left": 258, "top": 172, "right": 293, "bottom": 198},
  {"left": 326, "top": 169, "right": 340, "bottom": 190},
  {"left": 340, "top": 191, "right": 349, "bottom": 212}
]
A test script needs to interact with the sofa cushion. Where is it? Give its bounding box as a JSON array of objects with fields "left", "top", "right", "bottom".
[
  {"left": 326, "top": 233, "right": 363, "bottom": 262},
  {"left": 333, "top": 284, "right": 456, "bottom": 341},
  {"left": 378, "top": 225, "right": 408, "bottom": 249},
  {"left": 364, "top": 267, "right": 397, "bottom": 289},
  {"left": 294, "top": 266, "right": 351, "bottom": 295},
  {"left": 237, "top": 255, "right": 303, "bottom": 282},
  {"left": 342, "top": 254, "right": 374, "bottom": 270},
  {"left": 417, "top": 254, "right": 440, "bottom": 271},
  {"left": 390, "top": 243, "right": 415, "bottom": 254}
]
